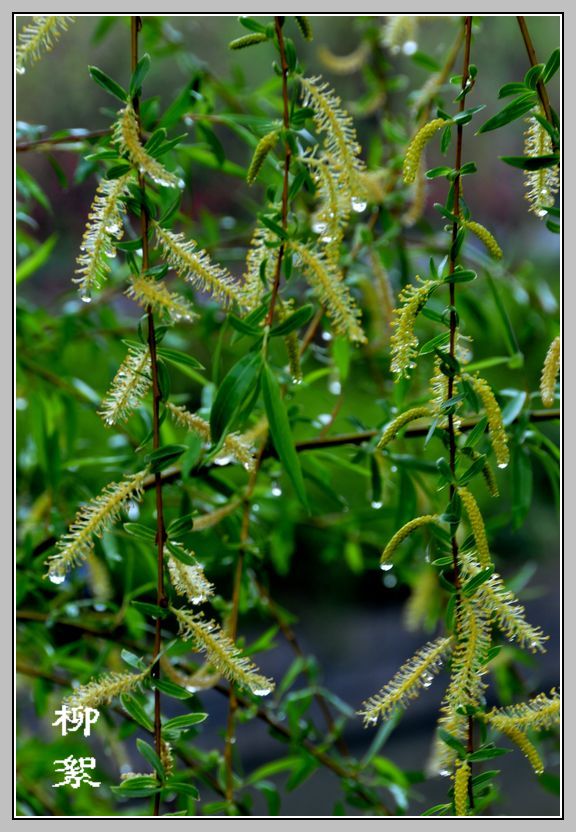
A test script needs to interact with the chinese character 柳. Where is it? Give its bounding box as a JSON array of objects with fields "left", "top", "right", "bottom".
[
  {"left": 52, "top": 705, "right": 100, "bottom": 737},
  {"left": 52, "top": 755, "right": 101, "bottom": 789}
]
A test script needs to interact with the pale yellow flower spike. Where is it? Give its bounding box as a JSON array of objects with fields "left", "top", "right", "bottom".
[
  {"left": 485, "top": 689, "right": 560, "bottom": 733},
  {"left": 381, "top": 514, "right": 439, "bottom": 566},
  {"left": 377, "top": 407, "right": 431, "bottom": 449},
  {"left": 247, "top": 129, "right": 280, "bottom": 185},
  {"left": 74, "top": 173, "right": 133, "bottom": 301},
  {"left": 382, "top": 16, "right": 418, "bottom": 55},
  {"left": 454, "top": 760, "right": 470, "bottom": 816},
  {"left": 154, "top": 223, "right": 240, "bottom": 308},
  {"left": 317, "top": 42, "right": 371, "bottom": 75},
  {"left": 240, "top": 224, "right": 279, "bottom": 311},
  {"left": 461, "top": 219, "right": 503, "bottom": 260},
  {"left": 445, "top": 596, "right": 491, "bottom": 710},
  {"left": 402, "top": 159, "right": 428, "bottom": 227},
  {"left": 402, "top": 119, "right": 447, "bottom": 184},
  {"left": 16, "top": 16, "right": 74, "bottom": 74},
  {"left": 358, "top": 637, "right": 452, "bottom": 726},
  {"left": 390, "top": 278, "right": 438, "bottom": 378},
  {"left": 166, "top": 402, "right": 256, "bottom": 471},
  {"left": 172, "top": 607, "right": 274, "bottom": 696},
  {"left": 63, "top": 669, "right": 150, "bottom": 710},
  {"left": 113, "top": 102, "right": 184, "bottom": 190},
  {"left": 540, "top": 336, "right": 560, "bottom": 407},
  {"left": 524, "top": 108, "right": 559, "bottom": 217},
  {"left": 463, "top": 374, "right": 509, "bottom": 469},
  {"left": 99, "top": 345, "right": 152, "bottom": 427},
  {"left": 497, "top": 725, "right": 544, "bottom": 775},
  {"left": 167, "top": 546, "right": 214, "bottom": 605},
  {"left": 458, "top": 487, "right": 491, "bottom": 568},
  {"left": 125, "top": 276, "right": 197, "bottom": 324},
  {"left": 45, "top": 470, "right": 148, "bottom": 581},
  {"left": 290, "top": 242, "right": 366, "bottom": 344}
]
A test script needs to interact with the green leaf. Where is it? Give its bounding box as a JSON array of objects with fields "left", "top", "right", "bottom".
[
  {"left": 262, "top": 363, "right": 309, "bottom": 511},
  {"left": 498, "top": 82, "right": 529, "bottom": 99},
  {"left": 121, "top": 649, "right": 147, "bottom": 670},
  {"left": 166, "top": 514, "right": 195, "bottom": 538},
  {"left": 148, "top": 444, "right": 188, "bottom": 473},
  {"left": 228, "top": 315, "right": 263, "bottom": 337},
  {"left": 500, "top": 154, "right": 559, "bottom": 171},
  {"left": 438, "top": 728, "right": 467, "bottom": 756},
  {"left": 259, "top": 214, "right": 288, "bottom": 240},
  {"left": 136, "top": 738, "right": 164, "bottom": 778},
  {"left": 120, "top": 694, "right": 154, "bottom": 732},
  {"left": 462, "top": 567, "right": 494, "bottom": 597},
  {"left": 468, "top": 746, "right": 511, "bottom": 762},
  {"left": 542, "top": 48, "right": 560, "bottom": 83},
  {"left": 270, "top": 304, "right": 314, "bottom": 337},
  {"left": 209, "top": 351, "right": 263, "bottom": 444},
  {"left": 444, "top": 269, "right": 477, "bottom": 284},
  {"left": 524, "top": 63, "right": 544, "bottom": 89},
  {"left": 419, "top": 331, "right": 450, "bottom": 355},
  {"left": 166, "top": 540, "right": 197, "bottom": 566},
  {"left": 156, "top": 348, "right": 205, "bottom": 370},
  {"left": 458, "top": 455, "right": 488, "bottom": 487},
  {"left": 238, "top": 16, "right": 268, "bottom": 34},
  {"left": 88, "top": 66, "right": 128, "bottom": 102},
  {"left": 131, "top": 601, "right": 169, "bottom": 619},
  {"left": 164, "top": 780, "right": 200, "bottom": 800},
  {"left": 163, "top": 712, "right": 208, "bottom": 733},
  {"left": 151, "top": 679, "right": 194, "bottom": 700},
  {"left": 451, "top": 104, "right": 485, "bottom": 125},
  {"left": 130, "top": 53, "right": 151, "bottom": 97},
  {"left": 16, "top": 234, "right": 57, "bottom": 284},
  {"left": 476, "top": 93, "right": 538, "bottom": 133},
  {"left": 112, "top": 776, "right": 161, "bottom": 798},
  {"left": 425, "top": 166, "right": 453, "bottom": 180},
  {"left": 464, "top": 417, "right": 488, "bottom": 448},
  {"left": 500, "top": 390, "right": 527, "bottom": 425},
  {"left": 124, "top": 522, "right": 156, "bottom": 541}
]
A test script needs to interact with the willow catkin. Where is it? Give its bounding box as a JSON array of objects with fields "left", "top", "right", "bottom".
[
  {"left": 540, "top": 336, "right": 560, "bottom": 407},
  {"left": 402, "top": 119, "right": 447, "bottom": 184}
]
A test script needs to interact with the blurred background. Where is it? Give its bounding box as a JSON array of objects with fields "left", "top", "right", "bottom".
[{"left": 16, "top": 15, "right": 560, "bottom": 816}]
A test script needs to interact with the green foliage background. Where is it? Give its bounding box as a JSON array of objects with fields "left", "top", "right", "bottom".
[{"left": 16, "top": 15, "right": 560, "bottom": 817}]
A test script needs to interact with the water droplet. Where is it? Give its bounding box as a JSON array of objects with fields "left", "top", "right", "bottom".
[
  {"left": 94, "top": 603, "right": 106, "bottom": 612},
  {"left": 104, "top": 417, "right": 114, "bottom": 426},
  {"left": 49, "top": 571, "right": 66, "bottom": 585},
  {"left": 127, "top": 501, "right": 140, "bottom": 520},
  {"left": 351, "top": 196, "right": 367, "bottom": 213},
  {"left": 366, "top": 715, "right": 378, "bottom": 726},
  {"left": 380, "top": 562, "right": 393, "bottom": 571},
  {"left": 439, "top": 769, "right": 451, "bottom": 778},
  {"left": 328, "top": 380, "right": 342, "bottom": 396},
  {"left": 321, "top": 331, "right": 332, "bottom": 342},
  {"left": 312, "top": 220, "right": 328, "bottom": 235},
  {"left": 291, "top": 376, "right": 303, "bottom": 385},
  {"left": 320, "top": 234, "right": 335, "bottom": 243},
  {"left": 252, "top": 503, "right": 260, "bottom": 513},
  {"left": 105, "top": 223, "right": 121, "bottom": 235},
  {"left": 422, "top": 679, "right": 432, "bottom": 688},
  {"left": 214, "top": 455, "right": 232, "bottom": 467},
  {"left": 390, "top": 465, "right": 398, "bottom": 473},
  {"left": 371, "top": 500, "right": 383, "bottom": 509},
  {"left": 271, "top": 485, "right": 282, "bottom": 497},
  {"left": 177, "top": 178, "right": 185, "bottom": 189},
  {"left": 384, "top": 573, "right": 397, "bottom": 587},
  {"left": 497, "top": 462, "right": 509, "bottom": 470},
  {"left": 80, "top": 290, "right": 92, "bottom": 304},
  {"left": 252, "top": 687, "right": 272, "bottom": 697},
  {"left": 402, "top": 40, "right": 418, "bottom": 55}
]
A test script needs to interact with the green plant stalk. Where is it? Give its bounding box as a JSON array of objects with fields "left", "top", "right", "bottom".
[
  {"left": 516, "top": 16, "right": 557, "bottom": 150},
  {"left": 130, "top": 15, "right": 166, "bottom": 817},
  {"left": 447, "top": 15, "right": 475, "bottom": 810}
]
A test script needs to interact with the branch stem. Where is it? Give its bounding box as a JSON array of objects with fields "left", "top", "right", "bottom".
[{"left": 517, "top": 16, "right": 557, "bottom": 151}]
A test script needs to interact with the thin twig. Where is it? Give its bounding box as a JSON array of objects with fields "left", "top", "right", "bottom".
[
  {"left": 517, "top": 16, "right": 558, "bottom": 150},
  {"left": 16, "top": 129, "right": 111, "bottom": 152}
]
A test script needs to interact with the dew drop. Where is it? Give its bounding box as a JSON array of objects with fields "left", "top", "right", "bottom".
[
  {"left": 351, "top": 196, "right": 367, "bottom": 213},
  {"left": 94, "top": 603, "right": 106, "bottom": 612},
  {"left": 16, "top": 66, "right": 26, "bottom": 75},
  {"left": 271, "top": 485, "right": 282, "bottom": 497},
  {"left": 312, "top": 220, "right": 328, "bottom": 235},
  {"left": 439, "top": 769, "right": 451, "bottom": 778},
  {"left": 320, "top": 234, "right": 335, "bottom": 243},
  {"left": 366, "top": 715, "right": 378, "bottom": 726},
  {"left": 80, "top": 290, "right": 92, "bottom": 304},
  {"left": 104, "top": 417, "right": 114, "bottom": 426},
  {"left": 321, "top": 331, "right": 332, "bottom": 342},
  {"left": 49, "top": 571, "right": 66, "bottom": 585},
  {"left": 422, "top": 679, "right": 432, "bottom": 688},
  {"left": 402, "top": 40, "right": 418, "bottom": 55},
  {"left": 214, "top": 455, "right": 232, "bottom": 467},
  {"left": 497, "top": 462, "right": 509, "bottom": 470},
  {"left": 127, "top": 501, "right": 140, "bottom": 520},
  {"left": 380, "top": 562, "right": 393, "bottom": 571},
  {"left": 371, "top": 501, "right": 383, "bottom": 509},
  {"left": 384, "top": 573, "right": 397, "bottom": 587},
  {"left": 328, "top": 379, "right": 342, "bottom": 396},
  {"left": 252, "top": 503, "right": 260, "bottom": 513},
  {"left": 291, "top": 376, "right": 303, "bottom": 385},
  {"left": 252, "top": 687, "right": 272, "bottom": 697},
  {"left": 105, "top": 223, "right": 121, "bottom": 235},
  {"left": 177, "top": 178, "right": 185, "bottom": 190}
]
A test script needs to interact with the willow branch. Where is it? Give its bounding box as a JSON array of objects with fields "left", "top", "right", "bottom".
[
  {"left": 16, "top": 129, "right": 111, "bottom": 152},
  {"left": 517, "top": 16, "right": 557, "bottom": 150}
]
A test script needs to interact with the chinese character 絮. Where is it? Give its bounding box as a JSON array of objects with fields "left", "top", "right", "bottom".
[{"left": 52, "top": 755, "right": 101, "bottom": 789}]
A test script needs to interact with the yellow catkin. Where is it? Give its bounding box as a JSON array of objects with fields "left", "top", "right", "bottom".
[
  {"left": 167, "top": 546, "right": 214, "bottom": 605},
  {"left": 113, "top": 103, "right": 184, "bottom": 189},
  {"left": 461, "top": 220, "right": 503, "bottom": 260},
  {"left": 377, "top": 407, "right": 430, "bottom": 449},
  {"left": 402, "top": 119, "right": 447, "bottom": 184},
  {"left": 46, "top": 470, "right": 148, "bottom": 580},
  {"left": 295, "top": 16, "right": 313, "bottom": 41},
  {"left": 229, "top": 32, "right": 268, "bottom": 49},
  {"left": 99, "top": 345, "right": 152, "bottom": 426},
  {"left": 317, "top": 42, "right": 370, "bottom": 75},
  {"left": 358, "top": 637, "right": 452, "bottom": 725},
  {"left": 445, "top": 596, "right": 491, "bottom": 710},
  {"left": 464, "top": 374, "right": 509, "bottom": 469},
  {"left": 161, "top": 656, "right": 221, "bottom": 693},
  {"left": 498, "top": 725, "right": 544, "bottom": 775},
  {"left": 485, "top": 690, "right": 560, "bottom": 733},
  {"left": 63, "top": 669, "right": 149, "bottom": 710},
  {"left": 381, "top": 16, "right": 418, "bottom": 55},
  {"left": 540, "top": 336, "right": 560, "bottom": 407},
  {"left": 247, "top": 129, "right": 280, "bottom": 185},
  {"left": 160, "top": 740, "right": 174, "bottom": 777},
  {"left": 16, "top": 16, "right": 74, "bottom": 74},
  {"left": 166, "top": 402, "right": 256, "bottom": 471},
  {"left": 240, "top": 224, "right": 278, "bottom": 311},
  {"left": 458, "top": 487, "right": 491, "bottom": 568},
  {"left": 524, "top": 108, "right": 559, "bottom": 217},
  {"left": 454, "top": 760, "right": 470, "bottom": 816},
  {"left": 390, "top": 278, "right": 437, "bottom": 377},
  {"left": 125, "top": 276, "right": 196, "bottom": 323},
  {"left": 381, "top": 514, "right": 438, "bottom": 565}
]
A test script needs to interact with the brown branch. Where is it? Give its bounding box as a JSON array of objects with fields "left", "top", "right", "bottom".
[
  {"left": 16, "top": 129, "right": 110, "bottom": 153},
  {"left": 517, "top": 16, "right": 558, "bottom": 150}
]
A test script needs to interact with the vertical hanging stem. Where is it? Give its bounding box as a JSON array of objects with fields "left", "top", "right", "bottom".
[
  {"left": 264, "top": 16, "right": 292, "bottom": 329},
  {"left": 131, "top": 15, "right": 166, "bottom": 817},
  {"left": 447, "top": 15, "right": 475, "bottom": 811},
  {"left": 516, "top": 16, "right": 557, "bottom": 152}
]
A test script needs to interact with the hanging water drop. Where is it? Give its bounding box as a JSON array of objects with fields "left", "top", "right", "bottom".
[
  {"left": 80, "top": 289, "right": 92, "bottom": 304},
  {"left": 402, "top": 40, "right": 418, "bottom": 55},
  {"left": 328, "top": 379, "right": 342, "bottom": 396},
  {"left": 252, "top": 686, "right": 272, "bottom": 697},
  {"left": 371, "top": 500, "right": 383, "bottom": 509},
  {"left": 214, "top": 455, "right": 232, "bottom": 467},
  {"left": 16, "top": 65, "right": 26, "bottom": 75},
  {"left": 497, "top": 461, "right": 509, "bottom": 470},
  {"left": 271, "top": 485, "right": 282, "bottom": 497},
  {"left": 351, "top": 196, "right": 367, "bottom": 213},
  {"left": 49, "top": 571, "right": 66, "bottom": 585},
  {"left": 312, "top": 220, "right": 328, "bottom": 235},
  {"left": 380, "top": 561, "right": 393, "bottom": 571}
]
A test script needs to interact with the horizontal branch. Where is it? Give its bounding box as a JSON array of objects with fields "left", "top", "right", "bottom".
[{"left": 16, "top": 129, "right": 111, "bottom": 152}]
